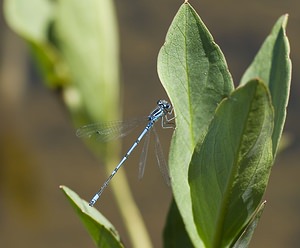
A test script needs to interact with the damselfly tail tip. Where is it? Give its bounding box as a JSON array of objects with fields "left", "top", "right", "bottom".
[{"left": 89, "top": 195, "right": 99, "bottom": 207}]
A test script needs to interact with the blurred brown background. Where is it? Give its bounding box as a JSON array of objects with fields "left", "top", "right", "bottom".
[{"left": 0, "top": 0, "right": 299, "bottom": 247}]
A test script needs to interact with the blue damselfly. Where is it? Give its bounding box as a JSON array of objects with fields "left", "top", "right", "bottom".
[{"left": 76, "top": 100, "right": 174, "bottom": 206}]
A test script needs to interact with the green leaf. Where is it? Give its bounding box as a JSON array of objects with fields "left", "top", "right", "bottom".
[
  {"left": 60, "top": 186, "right": 124, "bottom": 248},
  {"left": 163, "top": 200, "right": 194, "bottom": 248},
  {"left": 3, "top": 0, "right": 54, "bottom": 42},
  {"left": 55, "top": 0, "right": 120, "bottom": 123},
  {"left": 158, "top": 3, "right": 234, "bottom": 246},
  {"left": 4, "top": 0, "right": 120, "bottom": 122},
  {"left": 6, "top": 0, "right": 122, "bottom": 156},
  {"left": 232, "top": 201, "right": 266, "bottom": 248},
  {"left": 189, "top": 80, "right": 274, "bottom": 248},
  {"left": 240, "top": 15, "right": 291, "bottom": 156},
  {"left": 3, "top": 0, "right": 66, "bottom": 88}
]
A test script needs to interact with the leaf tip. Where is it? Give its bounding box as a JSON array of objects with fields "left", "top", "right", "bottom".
[{"left": 280, "top": 13, "right": 289, "bottom": 29}]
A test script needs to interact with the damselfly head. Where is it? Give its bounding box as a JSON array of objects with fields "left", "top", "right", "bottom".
[{"left": 157, "top": 99, "right": 172, "bottom": 112}]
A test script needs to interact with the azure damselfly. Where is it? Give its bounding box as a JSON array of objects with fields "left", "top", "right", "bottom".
[{"left": 76, "top": 100, "right": 174, "bottom": 207}]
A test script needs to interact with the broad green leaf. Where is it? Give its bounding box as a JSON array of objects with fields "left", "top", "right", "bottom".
[
  {"left": 60, "top": 185, "right": 124, "bottom": 248},
  {"left": 158, "top": 3, "right": 234, "bottom": 246},
  {"left": 240, "top": 15, "right": 291, "bottom": 156},
  {"left": 163, "top": 200, "right": 194, "bottom": 248},
  {"left": 232, "top": 201, "right": 266, "bottom": 248},
  {"left": 189, "top": 80, "right": 274, "bottom": 248}
]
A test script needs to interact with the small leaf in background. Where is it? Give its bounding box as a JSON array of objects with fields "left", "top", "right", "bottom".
[
  {"left": 4, "top": 0, "right": 54, "bottom": 41},
  {"left": 54, "top": 0, "right": 120, "bottom": 124},
  {"left": 4, "top": 0, "right": 120, "bottom": 123},
  {"left": 60, "top": 186, "right": 124, "bottom": 248},
  {"left": 158, "top": 3, "right": 234, "bottom": 246},
  {"left": 3, "top": 0, "right": 67, "bottom": 88},
  {"left": 189, "top": 80, "right": 274, "bottom": 247},
  {"left": 240, "top": 14, "right": 291, "bottom": 156},
  {"left": 232, "top": 201, "right": 266, "bottom": 248}
]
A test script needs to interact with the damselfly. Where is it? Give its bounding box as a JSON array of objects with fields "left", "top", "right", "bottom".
[{"left": 76, "top": 100, "right": 175, "bottom": 207}]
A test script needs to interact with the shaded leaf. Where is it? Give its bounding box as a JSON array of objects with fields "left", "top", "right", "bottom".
[
  {"left": 189, "top": 80, "right": 274, "bottom": 247},
  {"left": 163, "top": 200, "right": 194, "bottom": 248},
  {"left": 232, "top": 201, "right": 266, "bottom": 248}
]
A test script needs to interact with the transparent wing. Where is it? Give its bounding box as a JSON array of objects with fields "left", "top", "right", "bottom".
[
  {"left": 138, "top": 130, "right": 151, "bottom": 180},
  {"left": 76, "top": 118, "right": 147, "bottom": 142},
  {"left": 153, "top": 127, "right": 171, "bottom": 186}
]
